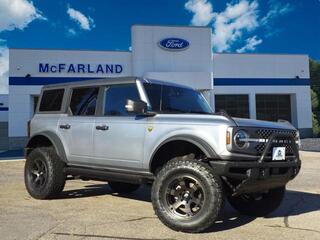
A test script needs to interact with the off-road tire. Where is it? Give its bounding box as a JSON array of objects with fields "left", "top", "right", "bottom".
[
  {"left": 24, "top": 147, "right": 66, "bottom": 199},
  {"left": 108, "top": 181, "right": 140, "bottom": 193},
  {"left": 227, "top": 186, "right": 285, "bottom": 217},
  {"left": 151, "top": 156, "right": 224, "bottom": 233}
]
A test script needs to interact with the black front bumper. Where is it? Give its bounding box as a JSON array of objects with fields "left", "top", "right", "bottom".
[
  {"left": 210, "top": 132, "right": 301, "bottom": 195},
  {"left": 209, "top": 159, "right": 301, "bottom": 195}
]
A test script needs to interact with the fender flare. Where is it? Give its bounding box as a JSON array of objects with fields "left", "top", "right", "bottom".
[
  {"left": 148, "top": 134, "right": 219, "bottom": 170},
  {"left": 26, "top": 131, "right": 68, "bottom": 163}
]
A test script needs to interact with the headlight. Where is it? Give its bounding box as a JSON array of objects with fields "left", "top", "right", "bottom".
[
  {"left": 234, "top": 130, "right": 249, "bottom": 149},
  {"left": 296, "top": 130, "right": 301, "bottom": 148}
]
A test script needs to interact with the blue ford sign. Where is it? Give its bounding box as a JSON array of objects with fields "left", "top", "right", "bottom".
[{"left": 159, "top": 38, "right": 190, "bottom": 51}]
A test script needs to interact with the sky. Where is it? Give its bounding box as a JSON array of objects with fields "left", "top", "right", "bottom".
[{"left": 0, "top": 0, "right": 320, "bottom": 93}]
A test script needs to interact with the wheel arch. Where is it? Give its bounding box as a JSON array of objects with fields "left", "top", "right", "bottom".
[
  {"left": 149, "top": 135, "right": 218, "bottom": 173},
  {"left": 26, "top": 132, "right": 68, "bottom": 163}
]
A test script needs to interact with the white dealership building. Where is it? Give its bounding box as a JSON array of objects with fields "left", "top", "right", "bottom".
[{"left": 4, "top": 25, "right": 312, "bottom": 149}]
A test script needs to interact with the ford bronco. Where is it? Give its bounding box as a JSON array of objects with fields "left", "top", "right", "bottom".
[{"left": 24, "top": 77, "right": 301, "bottom": 232}]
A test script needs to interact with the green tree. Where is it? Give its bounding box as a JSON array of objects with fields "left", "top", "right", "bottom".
[
  {"left": 310, "top": 59, "right": 320, "bottom": 91},
  {"left": 312, "top": 113, "right": 320, "bottom": 136},
  {"left": 310, "top": 59, "right": 320, "bottom": 136},
  {"left": 311, "top": 89, "right": 319, "bottom": 110}
]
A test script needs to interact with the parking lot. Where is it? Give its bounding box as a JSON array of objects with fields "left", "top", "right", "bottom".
[{"left": 0, "top": 151, "right": 319, "bottom": 240}]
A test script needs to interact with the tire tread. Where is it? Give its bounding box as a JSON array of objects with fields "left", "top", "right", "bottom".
[
  {"left": 152, "top": 156, "right": 224, "bottom": 233},
  {"left": 24, "top": 147, "right": 66, "bottom": 199}
]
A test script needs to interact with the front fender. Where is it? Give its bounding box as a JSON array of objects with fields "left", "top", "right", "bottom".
[{"left": 145, "top": 128, "right": 221, "bottom": 169}]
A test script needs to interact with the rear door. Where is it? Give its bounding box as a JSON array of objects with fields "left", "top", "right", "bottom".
[
  {"left": 58, "top": 86, "right": 99, "bottom": 165},
  {"left": 92, "top": 83, "right": 147, "bottom": 169}
]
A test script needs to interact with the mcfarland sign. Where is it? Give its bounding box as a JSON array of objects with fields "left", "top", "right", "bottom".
[{"left": 38, "top": 63, "right": 124, "bottom": 74}]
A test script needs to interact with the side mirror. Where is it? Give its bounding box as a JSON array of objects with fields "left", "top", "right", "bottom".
[{"left": 125, "top": 99, "right": 148, "bottom": 114}]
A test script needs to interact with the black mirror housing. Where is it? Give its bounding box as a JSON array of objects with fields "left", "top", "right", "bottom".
[{"left": 125, "top": 99, "right": 148, "bottom": 114}]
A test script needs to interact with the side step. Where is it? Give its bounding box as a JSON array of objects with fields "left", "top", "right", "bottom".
[{"left": 65, "top": 166, "right": 154, "bottom": 184}]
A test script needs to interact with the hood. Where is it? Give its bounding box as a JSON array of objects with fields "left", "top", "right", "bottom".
[{"left": 233, "top": 118, "right": 296, "bottom": 131}]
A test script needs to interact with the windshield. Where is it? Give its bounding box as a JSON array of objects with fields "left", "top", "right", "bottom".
[{"left": 143, "top": 83, "right": 213, "bottom": 114}]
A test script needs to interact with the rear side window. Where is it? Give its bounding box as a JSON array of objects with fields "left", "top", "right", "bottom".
[
  {"left": 39, "top": 89, "right": 65, "bottom": 112},
  {"left": 69, "top": 87, "right": 99, "bottom": 116}
]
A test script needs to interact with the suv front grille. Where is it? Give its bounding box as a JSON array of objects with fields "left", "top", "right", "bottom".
[
  {"left": 256, "top": 129, "right": 297, "bottom": 139},
  {"left": 254, "top": 129, "right": 297, "bottom": 156}
]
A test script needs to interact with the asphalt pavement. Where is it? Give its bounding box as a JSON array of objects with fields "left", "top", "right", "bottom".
[{"left": 0, "top": 151, "right": 319, "bottom": 240}]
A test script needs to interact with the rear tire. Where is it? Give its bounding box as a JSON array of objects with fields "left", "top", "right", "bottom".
[
  {"left": 24, "top": 147, "right": 66, "bottom": 199},
  {"left": 108, "top": 181, "right": 140, "bottom": 193},
  {"left": 151, "top": 156, "right": 224, "bottom": 233},
  {"left": 227, "top": 186, "right": 285, "bottom": 217}
]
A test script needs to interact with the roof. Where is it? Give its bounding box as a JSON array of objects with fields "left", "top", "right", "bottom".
[
  {"left": 42, "top": 77, "right": 138, "bottom": 89},
  {"left": 42, "top": 77, "right": 193, "bottom": 90}
]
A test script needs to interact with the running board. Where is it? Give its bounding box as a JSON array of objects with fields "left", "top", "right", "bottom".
[{"left": 65, "top": 166, "right": 154, "bottom": 184}]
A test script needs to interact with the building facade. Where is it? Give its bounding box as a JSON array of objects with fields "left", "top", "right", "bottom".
[{"left": 7, "top": 25, "right": 312, "bottom": 149}]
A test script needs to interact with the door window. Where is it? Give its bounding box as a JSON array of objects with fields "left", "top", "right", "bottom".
[
  {"left": 104, "top": 84, "right": 140, "bottom": 116},
  {"left": 69, "top": 87, "right": 99, "bottom": 116}
]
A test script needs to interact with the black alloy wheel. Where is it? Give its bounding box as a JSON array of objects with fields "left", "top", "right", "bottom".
[
  {"left": 28, "top": 158, "right": 48, "bottom": 189},
  {"left": 162, "top": 175, "right": 205, "bottom": 219}
]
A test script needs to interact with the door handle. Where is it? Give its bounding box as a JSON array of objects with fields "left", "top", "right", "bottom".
[
  {"left": 59, "top": 124, "right": 71, "bottom": 129},
  {"left": 96, "top": 125, "right": 109, "bottom": 131}
]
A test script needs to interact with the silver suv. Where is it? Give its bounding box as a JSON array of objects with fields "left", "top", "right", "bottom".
[{"left": 24, "top": 77, "right": 301, "bottom": 233}]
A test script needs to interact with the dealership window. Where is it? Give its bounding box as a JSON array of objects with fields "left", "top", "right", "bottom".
[
  {"left": 104, "top": 84, "right": 140, "bottom": 116},
  {"left": 215, "top": 95, "right": 249, "bottom": 118},
  {"left": 256, "top": 94, "right": 291, "bottom": 122},
  {"left": 69, "top": 87, "right": 99, "bottom": 116},
  {"left": 39, "top": 89, "right": 64, "bottom": 112}
]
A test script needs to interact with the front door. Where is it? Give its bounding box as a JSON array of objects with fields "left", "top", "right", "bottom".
[{"left": 92, "top": 84, "right": 147, "bottom": 169}]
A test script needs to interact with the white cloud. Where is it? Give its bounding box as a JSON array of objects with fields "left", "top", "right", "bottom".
[
  {"left": 0, "top": 44, "right": 9, "bottom": 94},
  {"left": 67, "top": 28, "right": 77, "bottom": 36},
  {"left": 185, "top": 0, "right": 294, "bottom": 53},
  {"left": 261, "top": 0, "right": 294, "bottom": 26},
  {"left": 211, "top": 0, "right": 259, "bottom": 52},
  {"left": 185, "top": 0, "right": 214, "bottom": 26},
  {"left": 0, "top": 0, "right": 46, "bottom": 32},
  {"left": 67, "top": 7, "right": 95, "bottom": 31},
  {"left": 0, "top": 0, "right": 45, "bottom": 94},
  {"left": 236, "top": 35, "right": 262, "bottom": 53}
]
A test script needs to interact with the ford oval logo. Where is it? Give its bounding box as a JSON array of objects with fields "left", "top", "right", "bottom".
[{"left": 159, "top": 38, "right": 190, "bottom": 51}]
